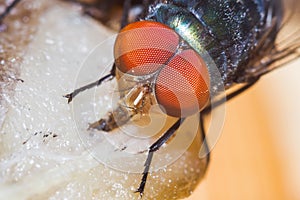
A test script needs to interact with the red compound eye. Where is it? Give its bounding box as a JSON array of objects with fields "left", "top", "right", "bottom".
[
  {"left": 155, "top": 49, "right": 210, "bottom": 117},
  {"left": 114, "top": 21, "right": 179, "bottom": 76}
]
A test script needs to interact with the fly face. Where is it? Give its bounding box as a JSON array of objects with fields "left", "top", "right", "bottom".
[{"left": 88, "top": 76, "right": 156, "bottom": 132}]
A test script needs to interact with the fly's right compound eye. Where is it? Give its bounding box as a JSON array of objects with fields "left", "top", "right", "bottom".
[
  {"left": 114, "top": 21, "right": 180, "bottom": 76},
  {"left": 155, "top": 49, "right": 210, "bottom": 118}
]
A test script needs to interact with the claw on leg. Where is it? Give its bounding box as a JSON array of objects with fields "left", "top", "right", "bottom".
[{"left": 64, "top": 73, "right": 114, "bottom": 103}]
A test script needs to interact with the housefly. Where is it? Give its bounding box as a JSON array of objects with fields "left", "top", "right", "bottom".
[{"left": 2, "top": 0, "right": 299, "bottom": 197}]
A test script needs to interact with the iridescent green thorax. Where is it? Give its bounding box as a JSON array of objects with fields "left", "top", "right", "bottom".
[{"left": 148, "top": 4, "right": 214, "bottom": 58}]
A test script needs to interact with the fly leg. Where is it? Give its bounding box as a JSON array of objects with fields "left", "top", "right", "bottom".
[
  {"left": 64, "top": 64, "right": 115, "bottom": 103},
  {"left": 64, "top": 0, "right": 135, "bottom": 103},
  {"left": 199, "top": 113, "right": 210, "bottom": 165},
  {"left": 0, "top": 0, "right": 21, "bottom": 22},
  {"left": 135, "top": 118, "right": 185, "bottom": 197},
  {"left": 137, "top": 0, "right": 150, "bottom": 19},
  {"left": 62, "top": 0, "right": 121, "bottom": 22},
  {"left": 120, "top": 0, "right": 132, "bottom": 28},
  {"left": 122, "top": 0, "right": 151, "bottom": 26},
  {"left": 203, "top": 79, "right": 259, "bottom": 114},
  {"left": 200, "top": 79, "right": 259, "bottom": 162},
  {"left": 199, "top": 80, "right": 259, "bottom": 162}
]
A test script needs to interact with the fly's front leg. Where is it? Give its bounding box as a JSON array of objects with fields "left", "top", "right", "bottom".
[
  {"left": 64, "top": 0, "right": 136, "bottom": 103},
  {"left": 64, "top": 63, "right": 116, "bottom": 103},
  {"left": 135, "top": 118, "right": 185, "bottom": 197}
]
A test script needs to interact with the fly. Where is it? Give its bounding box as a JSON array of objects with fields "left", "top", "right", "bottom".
[{"left": 3, "top": 0, "right": 299, "bottom": 198}]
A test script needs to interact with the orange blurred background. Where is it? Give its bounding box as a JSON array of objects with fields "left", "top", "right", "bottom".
[
  {"left": 188, "top": 56, "right": 300, "bottom": 200},
  {"left": 186, "top": 1, "right": 300, "bottom": 199}
]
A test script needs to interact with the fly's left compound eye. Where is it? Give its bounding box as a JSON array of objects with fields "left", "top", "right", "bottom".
[
  {"left": 155, "top": 49, "right": 210, "bottom": 117},
  {"left": 114, "top": 21, "right": 180, "bottom": 76}
]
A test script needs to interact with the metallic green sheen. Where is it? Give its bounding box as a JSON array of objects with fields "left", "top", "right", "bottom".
[{"left": 152, "top": 4, "right": 215, "bottom": 56}]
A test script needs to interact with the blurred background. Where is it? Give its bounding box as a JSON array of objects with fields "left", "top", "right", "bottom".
[{"left": 188, "top": 58, "right": 300, "bottom": 200}]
